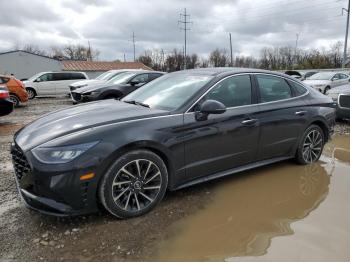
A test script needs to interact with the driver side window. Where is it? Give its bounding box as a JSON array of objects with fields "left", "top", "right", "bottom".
[
  {"left": 131, "top": 74, "right": 149, "bottom": 84},
  {"left": 37, "top": 73, "right": 53, "bottom": 82},
  {"left": 203, "top": 75, "right": 252, "bottom": 108}
]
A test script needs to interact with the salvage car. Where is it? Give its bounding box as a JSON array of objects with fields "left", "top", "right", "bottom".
[
  {"left": 69, "top": 69, "right": 135, "bottom": 91},
  {"left": 24, "top": 71, "right": 88, "bottom": 99},
  {"left": 326, "top": 83, "right": 350, "bottom": 120},
  {"left": 0, "top": 86, "right": 13, "bottom": 116},
  {"left": 303, "top": 72, "right": 350, "bottom": 94},
  {"left": 71, "top": 70, "right": 164, "bottom": 103},
  {"left": 11, "top": 68, "right": 335, "bottom": 218},
  {"left": 0, "top": 74, "right": 28, "bottom": 107}
]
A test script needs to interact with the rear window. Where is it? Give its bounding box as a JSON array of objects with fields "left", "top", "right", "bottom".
[
  {"left": 70, "top": 73, "right": 86, "bottom": 80},
  {"left": 288, "top": 80, "right": 308, "bottom": 96},
  {"left": 53, "top": 73, "right": 71, "bottom": 81},
  {"left": 256, "top": 74, "right": 292, "bottom": 103}
]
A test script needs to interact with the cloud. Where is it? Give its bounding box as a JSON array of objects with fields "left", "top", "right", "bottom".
[{"left": 0, "top": 0, "right": 346, "bottom": 60}]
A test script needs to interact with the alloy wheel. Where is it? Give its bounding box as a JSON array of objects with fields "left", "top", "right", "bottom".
[
  {"left": 302, "top": 129, "right": 323, "bottom": 163},
  {"left": 111, "top": 159, "right": 162, "bottom": 212},
  {"left": 9, "top": 95, "right": 19, "bottom": 107},
  {"left": 27, "top": 89, "right": 35, "bottom": 99}
]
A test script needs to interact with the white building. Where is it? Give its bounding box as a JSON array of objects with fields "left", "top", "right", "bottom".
[
  {"left": 0, "top": 50, "right": 62, "bottom": 80},
  {"left": 0, "top": 50, "right": 152, "bottom": 80}
]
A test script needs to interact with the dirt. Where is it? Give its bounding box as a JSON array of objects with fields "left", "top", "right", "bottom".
[{"left": 0, "top": 97, "right": 350, "bottom": 262}]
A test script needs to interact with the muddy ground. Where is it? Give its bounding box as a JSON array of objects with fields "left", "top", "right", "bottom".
[{"left": 0, "top": 98, "right": 350, "bottom": 262}]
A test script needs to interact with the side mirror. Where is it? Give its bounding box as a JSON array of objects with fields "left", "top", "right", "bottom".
[
  {"left": 332, "top": 77, "right": 339, "bottom": 81},
  {"left": 35, "top": 78, "right": 42, "bottom": 82},
  {"left": 195, "top": 99, "right": 226, "bottom": 121},
  {"left": 129, "top": 80, "right": 140, "bottom": 86}
]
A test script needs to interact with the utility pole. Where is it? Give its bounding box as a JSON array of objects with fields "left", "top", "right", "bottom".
[
  {"left": 294, "top": 33, "right": 299, "bottom": 69},
  {"left": 123, "top": 53, "right": 126, "bottom": 62},
  {"left": 229, "top": 33, "right": 233, "bottom": 67},
  {"left": 178, "top": 8, "right": 192, "bottom": 69},
  {"left": 131, "top": 32, "right": 136, "bottom": 62},
  {"left": 87, "top": 40, "right": 92, "bottom": 61},
  {"left": 343, "top": 1, "right": 350, "bottom": 68}
]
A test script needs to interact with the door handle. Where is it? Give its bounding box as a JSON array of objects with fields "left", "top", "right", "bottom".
[
  {"left": 241, "top": 119, "right": 258, "bottom": 126},
  {"left": 295, "top": 111, "right": 307, "bottom": 116}
]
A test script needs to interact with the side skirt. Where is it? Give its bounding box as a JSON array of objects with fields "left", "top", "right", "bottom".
[{"left": 173, "top": 156, "right": 293, "bottom": 190}]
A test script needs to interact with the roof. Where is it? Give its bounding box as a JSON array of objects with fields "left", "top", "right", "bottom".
[
  {"left": 0, "top": 50, "right": 58, "bottom": 60},
  {"left": 62, "top": 60, "right": 152, "bottom": 71},
  {"left": 174, "top": 67, "right": 286, "bottom": 76}
]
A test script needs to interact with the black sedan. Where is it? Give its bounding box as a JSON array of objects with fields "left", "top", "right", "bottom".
[
  {"left": 0, "top": 86, "right": 13, "bottom": 116},
  {"left": 11, "top": 68, "right": 335, "bottom": 218},
  {"left": 70, "top": 70, "right": 164, "bottom": 103},
  {"left": 326, "top": 83, "right": 350, "bottom": 120}
]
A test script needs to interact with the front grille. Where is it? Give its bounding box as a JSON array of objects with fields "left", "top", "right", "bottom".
[
  {"left": 339, "top": 94, "right": 350, "bottom": 109},
  {"left": 11, "top": 144, "right": 31, "bottom": 181},
  {"left": 71, "top": 92, "right": 81, "bottom": 101}
]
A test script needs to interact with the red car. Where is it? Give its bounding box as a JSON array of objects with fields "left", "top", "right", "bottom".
[{"left": 0, "top": 86, "right": 13, "bottom": 116}]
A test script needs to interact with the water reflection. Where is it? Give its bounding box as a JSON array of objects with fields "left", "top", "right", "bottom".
[{"left": 154, "top": 162, "right": 330, "bottom": 262}]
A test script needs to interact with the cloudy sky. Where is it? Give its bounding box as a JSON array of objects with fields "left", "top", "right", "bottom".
[{"left": 0, "top": 0, "right": 347, "bottom": 61}]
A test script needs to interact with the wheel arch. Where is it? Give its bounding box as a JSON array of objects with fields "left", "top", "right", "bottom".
[{"left": 309, "top": 119, "right": 330, "bottom": 142}]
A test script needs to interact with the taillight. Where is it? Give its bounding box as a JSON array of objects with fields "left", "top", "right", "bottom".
[
  {"left": 15, "top": 79, "right": 25, "bottom": 89},
  {"left": 0, "top": 90, "right": 9, "bottom": 99}
]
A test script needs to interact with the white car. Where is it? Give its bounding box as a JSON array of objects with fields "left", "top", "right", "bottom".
[
  {"left": 303, "top": 72, "right": 350, "bottom": 94},
  {"left": 23, "top": 71, "right": 88, "bottom": 99},
  {"left": 69, "top": 69, "right": 143, "bottom": 92}
]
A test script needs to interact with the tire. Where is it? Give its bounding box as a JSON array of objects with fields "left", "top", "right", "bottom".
[
  {"left": 323, "top": 86, "right": 330, "bottom": 94},
  {"left": 295, "top": 125, "right": 325, "bottom": 165},
  {"left": 26, "top": 88, "right": 36, "bottom": 99},
  {"left": 9, "top": 94, "right": 20, "bottom": 107},
  {"left": 99, "top": 150, "right": 168, "bottom": 218}
]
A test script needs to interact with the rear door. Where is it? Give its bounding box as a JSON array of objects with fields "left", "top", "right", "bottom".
[
  {"left": 339, "top": 73, "right": 350, "bottom": 85},
  {"left": 182, "top": 74, "right": 260, "bottom": 183},
  {"left": 127, "top": 73, "right": 150, "bottom": 93},
  {"left": 254, "top": 74, "right": 308, "bottom": 160},
  {"left": 52, "top": 73, "right": 72, "bottom": 95}
]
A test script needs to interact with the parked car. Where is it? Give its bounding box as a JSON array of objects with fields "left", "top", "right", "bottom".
[
  {"left": 303, "top": 72, "right": 350, "bottom": 94},
  {"left": 326, "top": 83, "right": 350, "bottom": 120},
  {"left": 0, "top": 86, "right": 13, "bottom": 116},
  {"left": 0, "top": 74, "right": 28, "bottom": 107},
  {"left": 69, "top": 70, "right": 136, "bottom": 91},
  {"left": 284, "top": 70, "right": 318, "bottom": 81},
  {"left": 71, "top": 71, "right": 164, "bottom": 103},
  {"left": 11, "top": 68, "right": 335, "bottom": 218},
  {"left": 23, "top": 71, "right": 88, "bottom": 99}
]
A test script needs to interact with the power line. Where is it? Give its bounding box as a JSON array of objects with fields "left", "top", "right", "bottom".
[{"left": 178, "top": 8, "right": 193, "bottom": 69}]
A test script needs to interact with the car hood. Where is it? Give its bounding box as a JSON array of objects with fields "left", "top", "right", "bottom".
[
  {"left": 303, "top": 80, "right": 330, "bottom": 86},
  {"left": 327, "top": 84, "right": 350, "bottom": 94},
  {"left": 73, "top": 83, "right": 123, "bottom": 93},
  {"left": 14, "top": 100, "right": 168, "bottom": 151},
  {"left": 70, "top": 79, "right": 106, "bottom": 88}
]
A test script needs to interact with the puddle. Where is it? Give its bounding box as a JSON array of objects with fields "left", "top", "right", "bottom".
[{"left": 153, "top": 135, "right": 350, "bottom": 262}]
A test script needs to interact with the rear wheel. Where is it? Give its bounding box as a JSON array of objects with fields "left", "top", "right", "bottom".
[
  {"left": 9, "top": 94, "right": 20, "bottom": 107},
  {"left": 99, "top": 150, "right": 168, "bottom": 218},
  {"left": 295, "top": 125, "right": 324, "bottom": 165},
  {"left": 26, "top": 88, "right": 36, "bottom": 99}
]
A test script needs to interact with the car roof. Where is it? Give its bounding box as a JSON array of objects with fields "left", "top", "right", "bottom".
[{"left": 171, "top": 67, "right": 292, "bottom": 78}]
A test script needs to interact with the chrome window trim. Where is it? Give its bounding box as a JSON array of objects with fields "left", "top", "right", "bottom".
[
  {"left": 338, "top": 93, "right": 350, "bottom": 110},
  {"left": 185, "top": 72, "right": 310, "bottom": 113}
]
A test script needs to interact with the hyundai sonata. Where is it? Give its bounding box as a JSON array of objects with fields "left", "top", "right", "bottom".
[{"left": 11, "top": 68, "right": 335, "bottom": 218}]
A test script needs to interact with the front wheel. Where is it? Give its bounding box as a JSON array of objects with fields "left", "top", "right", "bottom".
[
  {"left": 295, "top": 125, "right": 324, "bottom": 165},
  {"left": 26, "top": 88, "right": 36, "bottom": 99},
  {"left": 323, "top": 86, "right": 330, "bottom": 94},
  {"left": 99, "top": 150, "right": 168, "bottom": 218},
  {"left": 9, "top": 94, "right": 20, "bottom": 107}
]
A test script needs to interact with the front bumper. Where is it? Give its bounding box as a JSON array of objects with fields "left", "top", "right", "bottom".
[
  {"left": 70, "top": 92, "right": 98, "bottom": 104},
  {"left": 11, "top": 143, "right": 100, "bottom": 216}
]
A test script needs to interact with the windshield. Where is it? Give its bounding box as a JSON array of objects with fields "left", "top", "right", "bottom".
[
  {"left": 122, "top": 73, "right": 214, "bottom": 111},
  {"left": 96, "top": 71, "right": 116, "bottom": 80},
  {"left": 107, "top": 72, "right": 137, "bottom": 85},
  {"left": 308, "top": 72, "right": 334, "bottom": 80},
  {"left": 28, "top": 72, "right": 45, "bottom": 81}
]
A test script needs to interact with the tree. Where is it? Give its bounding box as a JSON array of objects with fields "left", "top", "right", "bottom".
[{"left": 209, "top": 49, "right": 229, "bottom": 67}]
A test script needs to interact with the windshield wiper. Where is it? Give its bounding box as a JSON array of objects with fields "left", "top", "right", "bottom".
[{"left": 123, "top": 100, "right": 150, "bottom": 108}]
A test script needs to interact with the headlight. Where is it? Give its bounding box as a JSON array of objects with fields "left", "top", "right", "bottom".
[
  {"left": 32, "top": 141, "right": 99, "bottom": 164},
  {"left": 82, "top": 91, "right": 100, "bottom": 96},
  {"left": 77, "top": 84, "right": 88, "bottom": 88}
]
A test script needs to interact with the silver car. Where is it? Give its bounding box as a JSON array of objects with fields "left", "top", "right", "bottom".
[
  {"left": 326, "top": 83, "right": 350, "bottom": 120},
  {"left": 303, "top": 72, "right": 350, "bottom": 94}
]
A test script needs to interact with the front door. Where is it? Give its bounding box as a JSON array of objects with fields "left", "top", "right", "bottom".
[
  {"left": 182, "top": 74, "right": 260, "bottom": 183},
  {"left": 33, "top": 73, "right": 55, "bottom": 95}
]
